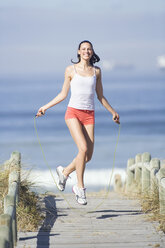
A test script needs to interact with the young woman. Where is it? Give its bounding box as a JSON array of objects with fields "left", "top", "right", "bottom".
[{"left": 36, "top": 40, "right": 120, "bottom": 205}]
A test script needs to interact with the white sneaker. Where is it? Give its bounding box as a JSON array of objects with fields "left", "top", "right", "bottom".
[
  {"left": 72, "top": 185, "right": 87, "bottom": 205},
  {"left": 56, "top": 166, "right": 68, "bottom": 191}
]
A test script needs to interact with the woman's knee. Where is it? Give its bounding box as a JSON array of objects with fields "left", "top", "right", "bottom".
[{"left": 79, "top": 143, "right": 88, "bottom": 154}]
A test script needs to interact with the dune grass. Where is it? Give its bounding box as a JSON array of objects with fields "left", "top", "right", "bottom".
[
  {"left": 17, "top": 172, "right": 43, "bottom": 231},
  {"left": 0, "top": 163, "right": 43, "bottom": 231},
  {"left": 124, "top": 183, "right": 165, "bottom": 233},
  {"left": 139, "top": 187, "right": 165, "bottom": 232},
  {"left": 0, "top": 164, "right": 9, "bottom": 214}
]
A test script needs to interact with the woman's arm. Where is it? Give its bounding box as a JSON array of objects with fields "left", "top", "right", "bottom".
[
  {"left": 96, "top": 67, "right": 120, "bottom": 124},
  {"left": 36, "top": 66, "right": 72, "bottom": 117}
]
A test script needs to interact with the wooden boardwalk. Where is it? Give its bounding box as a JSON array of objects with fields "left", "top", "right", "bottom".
[{"left": 17, "top": 191, "right": 165, "bottom": 248}]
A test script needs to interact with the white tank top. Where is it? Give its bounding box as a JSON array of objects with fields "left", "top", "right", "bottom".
[{"left": 68, "top": 65, "right": 96, "bottom": 110}]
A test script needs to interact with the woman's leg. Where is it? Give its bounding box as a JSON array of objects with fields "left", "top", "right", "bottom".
[
  {"left": 63, "top": 123, "right": 95, "bottom": 169},
  {"left": 64, "top": 118, "right": 88, "bottom": 188},
  {"left": 63, "top": 121, "right": 95, "bottom": 186},
  {"left": 63, "top": 123, "right": 95, "bottom": 166},
  {"left": 82, "top": 124, "right": 95, "bottom": 162}
]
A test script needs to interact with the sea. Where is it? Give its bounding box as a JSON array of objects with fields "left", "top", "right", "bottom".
[{"left": 0, "top": 70, "right": 165, "bottom": 193}]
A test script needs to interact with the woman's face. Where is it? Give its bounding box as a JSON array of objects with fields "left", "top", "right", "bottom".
[{"left": 78, "top": 42, "right": 93, "bottom": 61}]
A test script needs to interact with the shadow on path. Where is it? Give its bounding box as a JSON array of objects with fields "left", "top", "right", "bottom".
[
  {"left": 87, "top": 209, "right": 143, "bottom": 219},
  {"left": 89, "top": 209, "right": 142, "bottom": 213},
  {"left": 19, "top": 195, "right": 67, "bottom": 247},
  {"left": 36, "top": 195, "right": 59, "bottom": 248}
]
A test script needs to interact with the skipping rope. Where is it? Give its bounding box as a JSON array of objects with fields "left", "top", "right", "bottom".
[{"left": 34, "top": 116, "right": 121, "bottom": 214}]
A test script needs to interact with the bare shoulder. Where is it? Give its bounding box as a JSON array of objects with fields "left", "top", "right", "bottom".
[
  {"left": 94, "top": 66, "right": 101, "bottom": 78},
  {"left": 65, "top": 65, "right": 74, "bottom": 79},
  {"left": 65, "top": 65, "right": 74, "bottom": 72}
]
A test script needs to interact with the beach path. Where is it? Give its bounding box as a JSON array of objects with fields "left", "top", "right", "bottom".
[{"left": 17, "top": 191, "right": 165, "bottom": 248}]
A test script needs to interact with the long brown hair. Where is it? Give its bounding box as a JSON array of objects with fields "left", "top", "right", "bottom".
[{"left": 71, "top": 40, "right": 100, "bottom": 66}]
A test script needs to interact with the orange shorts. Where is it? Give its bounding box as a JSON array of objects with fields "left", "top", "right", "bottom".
[{"left": 65, "top": 107, "right": 95, "bottom": 125}]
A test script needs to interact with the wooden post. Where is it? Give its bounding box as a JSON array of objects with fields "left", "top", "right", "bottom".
[
  {"left": 114, "top": 174, "right": 122, "bottom": 192},
  {"left": 142, "top": 152, "right": 151, "bottom": 194},
  {"left": 8, "top": 182, "right": 18, "bottom": 200},
  {"left": 0, "top": 237, "right": 10, "bottom": 248},
  {"left": 12, "top": 210, "right": 17, "bottom": 247},
  {"left": 161, "top": 160, "right": 165, "bottom": 168},
  {"left": 135, "top": 154, "right": 142, "bottom": 190},
  {"left": 9, "top": 171, "right": 19, "bottom": 184},
  {"left": 126, "top": 158, "right": 135, "bottom": 193},
  {"left": 11, "top": 151, "right": 21, "bottom": 169},
  {"left": 4, "top": 195, "right": 15, "bottom": 212},
  {"left": 159, "top": 168, "right": 165, "bottom": 215},
  {"left": 4, "top": 195, "right": 17, "bottom": 247},
  {"left": 0, "top": 151, "right": 21, "bottom": 248},
  {"left": 10, "top": 151, "right": 21, "bottom": 203},
  {"left": 150, "top": 158, "right": 160, "bottom": 193},
  {"left": 0, "top": 214, "right": 12, "bottom": 248}
]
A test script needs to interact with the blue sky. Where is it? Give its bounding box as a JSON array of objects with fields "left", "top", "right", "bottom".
[{"left": 0, "top": 0, "right": 165, "bottom": 76}]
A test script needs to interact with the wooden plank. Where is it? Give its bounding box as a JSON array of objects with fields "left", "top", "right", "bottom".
[{"left": 16, "top": 192, "right": 165, "bottom": 248}]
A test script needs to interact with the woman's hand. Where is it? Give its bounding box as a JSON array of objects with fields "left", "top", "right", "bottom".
[
  {"left": 112, "top": 112, "right": 120, "bottom": 124},
  {"left": 36, "top": 106, "right": 46, "bottom": 118}
]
